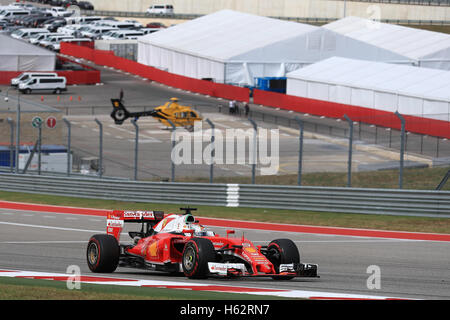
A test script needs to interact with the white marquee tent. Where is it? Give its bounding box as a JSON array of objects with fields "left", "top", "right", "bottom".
[
  {"left": 286, "top": 57, "right": 450, "bottom": 122},
  {"left": 137, "top": 10, "right": 407, "bottom": 86},
  {"left": 0, "top": 34, "right": 55, "bottom": 71},
  {"left": 323, "top": 16, "right": 450, "bottom": 70}
]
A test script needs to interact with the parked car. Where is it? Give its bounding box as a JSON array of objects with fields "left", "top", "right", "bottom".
[
  {"left": 0, "top": 9, "right": 30, "bottom": 21},
  {"left": 77, "top": 1, "right": 94, "bottom": 10},
  {"left": 61, "top": 0, "right": 78, "bottom": 7},
  {"left": 48, "top": 7, "right": 72, "bottom": 17},
  {"left": 46, "top": 18, "right": 67, "bottom": 32},
  {"left": 139, "top": 27, "right": 160, "bottom": 35},
  {"left": 10, "top": 28, "right": 49, "bottom": 40},
  {"left": 145, "top": 22, "right": 166, "bottom": 29},
  {"left": 101, "top": 29, "right": 144, "bottom": 40},
  {"left": 80, "top": 25, "right": 118, "bottom": 39},
  {"left": 57, "top": 24, "right": 80, "bottom": 35},
  {"left": 146, "top": 4, "right": 174, "bottom": 15},
  {"left": 123, "top": 19, "right": 143, "bottom": 28},
  {"left": 18, "top": 76, "right": 67, "bottom": 94},
  {"left": 30, "top": 32, "right": 65, "bottom": 45},
  {"left": 96, "top": 20, "right": 136, "bottom": 29},
  {"left": 40, "top": 34, "right": 74, "bottom": 48}
]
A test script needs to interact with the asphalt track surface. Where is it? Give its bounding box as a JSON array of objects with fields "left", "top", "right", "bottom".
[{"left": 0, "top": 207, "right": 449, "bottom": 300}]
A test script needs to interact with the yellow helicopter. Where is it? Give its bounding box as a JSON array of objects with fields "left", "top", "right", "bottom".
[{"left": 110, "top": 97, "right": 202, "bottom": 131}]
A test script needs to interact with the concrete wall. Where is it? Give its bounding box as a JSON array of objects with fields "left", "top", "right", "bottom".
[{"left": 89, "top": 0, "right": 450, "bottom": 21}]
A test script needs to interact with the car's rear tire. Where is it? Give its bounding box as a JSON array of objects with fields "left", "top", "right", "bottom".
[
  {"left": 87, "top": 234, "right": 120, "bottom": 273},
  {"left": 182, "top": 238, "right": 216, "bottom": 279},
  {"left": 267, "top": 239, "right": 300, "bottom": 280}
]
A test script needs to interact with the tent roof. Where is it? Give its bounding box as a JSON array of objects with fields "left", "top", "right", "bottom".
[
  {"left": 323, "top": 16, "right": 450, "bottom": 60},
  {"left": 0, "top": 34, "right": 55, "bottom": 57},
  {"left": 138, "top": 9, "right": 319, "bottom": 62},
  {"left": 287, "top": 57, "right": 450, "bottom": 102}
]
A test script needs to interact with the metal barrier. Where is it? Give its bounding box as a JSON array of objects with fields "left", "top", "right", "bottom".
[
  {"left": 81, "top": 10, "right": 450, "bottom": 25},
  {"left": 0, "top": 172, "right": 449, "bottom": 217}
]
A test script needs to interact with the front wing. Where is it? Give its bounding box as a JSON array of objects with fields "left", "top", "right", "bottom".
[{"left": 207, "top": 262, "right": 319, "bottom": 278}]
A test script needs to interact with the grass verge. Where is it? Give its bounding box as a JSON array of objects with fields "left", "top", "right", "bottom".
[
  {"left": 0, "top": 190, "right": 449, "bottom": 234},
  {"left": 0, "top": 276, "right": 283, "bottom": 300}
]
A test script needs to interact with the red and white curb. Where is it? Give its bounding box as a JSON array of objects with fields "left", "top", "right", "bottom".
[{"left": 0, "top": 269, "right": 407, "bottom": 300}]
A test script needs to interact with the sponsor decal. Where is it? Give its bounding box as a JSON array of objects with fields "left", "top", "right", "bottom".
[
  {"left": 123, "top": 211, "right": 155, "bottom": 219},
  {"left": 147, "top": 241, "right": 158, "bottom": 257}
]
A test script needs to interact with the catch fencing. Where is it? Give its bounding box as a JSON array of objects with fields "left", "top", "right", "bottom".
[{"left": 0, "top": 172, "right": 449, "bottom": 217}]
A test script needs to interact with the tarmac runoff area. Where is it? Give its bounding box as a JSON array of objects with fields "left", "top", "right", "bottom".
[{"left": 0, "top": 58, "right": 434, "bottom": 180}]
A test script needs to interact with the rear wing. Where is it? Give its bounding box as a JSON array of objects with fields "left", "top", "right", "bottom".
[{"left": 106, "top": 210, "right": 165, "bottom": 241}]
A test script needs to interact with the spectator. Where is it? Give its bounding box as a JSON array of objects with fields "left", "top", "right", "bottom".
[
  {"left": 229, "top": 100, "right": 235, "bottom": 114},
  {"left": 234, "top": 101, "right": 239, "bottom": 115},
  {"left": 244, "top": 102, "right": 250, "bottom": 117}
]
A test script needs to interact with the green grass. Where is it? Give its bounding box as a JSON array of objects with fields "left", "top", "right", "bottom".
[
  {"left": 0, "top": 188, "right": 449, "bottom": 234},
  {"left": 0, "top": 276, "right": 283, "bottom": 300},
  {"left": 174, "top": 166, "right": 450, "bottom": 190}
]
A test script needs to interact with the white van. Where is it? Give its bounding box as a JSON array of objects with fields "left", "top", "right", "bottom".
[
  {"left": 10, "top": 72, "right": 58, "bottom": 87},
  {"left": 0, "top": 9, "right": 30, "bottom": 20},
  {"left": 146, "top": 4, "right": 174, "bottom": 15},
  {"left": 18, "top": 76, "right": 67, "bottom": 94},
  {"left": 101, "top": 30, "right": 144, "bottom": 40},
  {"left": 40, "top": 35, "right": 74, "bottom": 48},
  {"left": 10, "top": 28, "right": 49, "bottom": 40},
  {"left": 65, "top": 16, "right": 102, "bottom": 25},
  {"left": 97, "top": 20, "right": 136, "bottom": 29},
  {"left": 81, "top": 26, "right": 119, "bottom": 39}
]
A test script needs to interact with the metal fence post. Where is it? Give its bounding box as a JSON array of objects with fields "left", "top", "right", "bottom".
[
  {"left": 94, "top": 118, "right": 103, "bottom": 178},
  {"left": 6, "top": 118, "right": 14, "bottom": 173},
  {"left": 63, "top": 118, "right": 71, "bottom": 176},
  {"left": 344, "top": 114, "right": 353, "bottom": 187},
  {"left": 206, "top": 118, "right": 215, "bottom": 183},
  {"left": 395, "top": 111, "right": 405, "bottom": 189},
  {"left": 167, "top": 119, "right": 176, "bottom": 182},
  {"left": 248, "top": 118, "right": 257, "bottom": 184},
  {"left": 15, "top": 92, "right": 21, "bottom": 174},
  {"left": 38, "top": 121, "right": 42, "bottom": 175},
  {"left": 131, "top": 119, "right": 139, "bottom": 181},
  {"left": 294, "top": 116, "right": 304, "bottom": 186}
]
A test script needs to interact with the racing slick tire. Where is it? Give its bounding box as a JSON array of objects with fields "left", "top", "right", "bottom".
[
  {"left": 87, "top": 234, "right": 120, "bottom": 273},
  {"left": 267, "top": 239, "right": 300, "bottom": 280},
  {"left": 182, "top": 238, "right": 216, "bottom": 279}
]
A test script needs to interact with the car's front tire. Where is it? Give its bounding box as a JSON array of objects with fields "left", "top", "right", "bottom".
[
  {"left": 182, "top": 238, "right": 216, "bottom": 279},
  {"left": 87, "top": 234, "right": 120, "bottom": 273},
  {"left": 267, "top": 238, "right": 300, "bottom": 280}
]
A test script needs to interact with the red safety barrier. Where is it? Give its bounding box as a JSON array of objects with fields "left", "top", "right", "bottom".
[
  {"left": 253, "top": 89, "right": 450, "bottom": 139},
  {"left": 60, "top": 42, "right": 250, "bottom": 102},
  {"left": 60, "top": 43, "right": 448, "bottom": 138},
  {"left": 0, "top": 71, "right": 21, "bottom": 85},
  {"left": 0, "top": 54, "right": 100, "bottom": 85}
]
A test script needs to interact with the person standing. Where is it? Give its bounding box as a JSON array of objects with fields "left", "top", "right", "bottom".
[
  {"left": 244, "top": 102, "right": 250, "bottom": 117},
  {"left": 229, "top": 100, "right": 235, "bottom": 114}
]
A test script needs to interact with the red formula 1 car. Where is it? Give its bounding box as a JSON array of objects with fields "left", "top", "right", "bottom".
[{"left": 86, "top": 208, "right": 318, "bottom": 279}]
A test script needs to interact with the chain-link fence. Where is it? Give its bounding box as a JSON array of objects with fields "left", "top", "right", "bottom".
[{"left": 1, "top": 103, "right": 449, "bottom": 189}]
